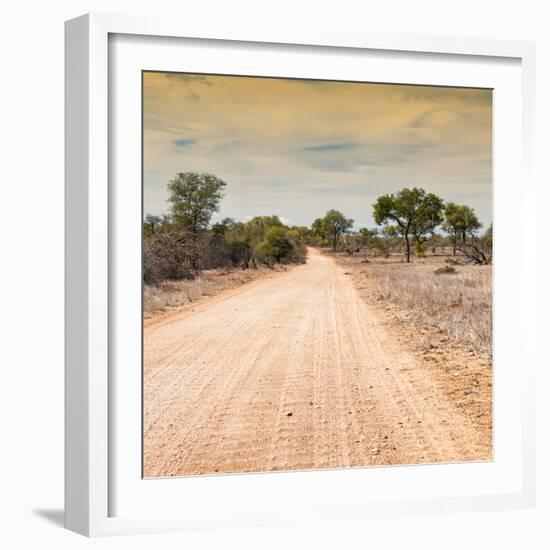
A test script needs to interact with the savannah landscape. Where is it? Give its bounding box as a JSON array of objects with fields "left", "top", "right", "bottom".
[{"left": 142, "top": 73, "right": 493, "bottom": 477}]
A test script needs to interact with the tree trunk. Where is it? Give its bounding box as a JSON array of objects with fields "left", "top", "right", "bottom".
[
  {"left": 452, "top": 231, "right": 458, "bottom": 255},
  {"left": 191, "top": 229, "right": 200, "bottom": 271},
  {"left": 404, "top": 234, "right": 411, "bottom": 263}
]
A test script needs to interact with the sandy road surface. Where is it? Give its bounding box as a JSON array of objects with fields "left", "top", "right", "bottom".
[{"left": 144, "top": 248, "right": 491, "bottom": 477}]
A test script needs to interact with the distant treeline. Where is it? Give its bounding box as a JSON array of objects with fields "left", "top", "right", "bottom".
[
  {"left": 144, "top": 172, "right": 492, "bottom": 284},
  {"left": 144, "top": 173, "right": 306, "bottom": 284},
  {"left": 308, "top": 187, "right": 492, "bottom": 265}
]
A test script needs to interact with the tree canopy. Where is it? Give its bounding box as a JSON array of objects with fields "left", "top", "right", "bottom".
[
  {"left": 373, "top": 187, "right": 444, "bottom": 262},
  {"left": 319, "top": 209, "right": 354, "bottom": 251},
  {"left": 167, "top": 172, "right": 227, "bottom": 234},
  {"left": 255, "top": 226, "right": 295, "bottom": 263},
  {"left": 442, "top": 202, "right": 482, "bottom": 255}
]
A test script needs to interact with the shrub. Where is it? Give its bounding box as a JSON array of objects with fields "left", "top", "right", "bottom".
[
  {"left": 202, "top": 232, "right": 232, "bottom": 269},
  {"left": 143, "top": 231, "right": 196, "bottom": 284},
  {"left": 415, "top": 241, "right": 427, "bottom": 258},
  {"left": 143, "top": 214, "right": 307, "bottom": 284},
  {"left": 434, "top": 265, "right": 458, "bottom": 275},
  {"left": 255, "top": 226, "right": 305, "bottom": 264}
]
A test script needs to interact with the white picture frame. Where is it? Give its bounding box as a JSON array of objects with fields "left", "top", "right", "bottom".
[{"left": 65, "top": 13, "right": 537, "bottom": 537}]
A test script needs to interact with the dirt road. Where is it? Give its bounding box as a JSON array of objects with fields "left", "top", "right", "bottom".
[{"left": 144, "top": 248, "right": 491, "bottom": 477}]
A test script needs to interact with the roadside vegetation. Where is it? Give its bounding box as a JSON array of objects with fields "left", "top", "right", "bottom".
[
  {"left": 143, "top": 172, "right": 307, "bottom": 314},
  {"left": 144, "top": 176, "right": 493, "bottom": 356},
  {"left": 143, "top": 267, "right": 280, "bottom": 318},
  {"left": 303, "top": 187, "right": 493, "bottom": 358},
  {"left": 352, "top": 258, "right": 492, "bottom": 357}
]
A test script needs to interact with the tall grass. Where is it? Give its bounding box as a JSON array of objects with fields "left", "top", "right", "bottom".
[
  {"left": 143, "top": 267, "right": 276, "bottom": 317},
  {"left": 366, "top": 261, "right": 492, "bottom": 357}
]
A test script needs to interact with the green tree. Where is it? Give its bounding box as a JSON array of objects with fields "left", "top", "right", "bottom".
[
  {"left": 311, "top": 217, "right": 327, "bottom": 245},
  {"left": 211, "top": 217, "right": 235, "bottom": 236},
  {"left": 244, "top": 215, "right": 283, "bottom": 243},
  {"left": 358, "top": 227, "right": 378, "bottom": 243},
  {"left": 287, "top": 226, "right": 311, "bottom": 244},
  {"left": 442, "top": 202, "right": 460, "bottom": 255},
  {"left": 443, "top": 203, "right": 482, "bottom": 255},
  {"left": 167, "top": 172, "right": 227, "bottom": 234},
  {"left": 223, "top": 221, "right": 253, "bottom": 267},
  {"left": 380, "top": 224, "right": 398, "bottom": 258},
  {"left": 320, "top": 209, "right": 354, "bottom": 251},
  {"left": 373, "top": 187, "right": 444, "bottom": 263},
  {"left": 255, "top": 226, "right": 294, "bottom": 263},
  {"left": 357, "top": 227, "right": 378, "bottom": 255},
  {"left": 410, "top": 194, "right": 444, "bottom": 250},
  {"left": 459, "top": 206, "right": 481, "bottom": 243}
]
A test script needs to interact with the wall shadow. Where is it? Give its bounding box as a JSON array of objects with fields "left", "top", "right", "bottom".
[{"left": 33, "top": 508, "right": 64, "bottom": 528}]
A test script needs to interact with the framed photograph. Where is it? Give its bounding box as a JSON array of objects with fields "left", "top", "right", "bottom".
[{"left": 65, "top": 13, "right": 537, "bottom": 536}]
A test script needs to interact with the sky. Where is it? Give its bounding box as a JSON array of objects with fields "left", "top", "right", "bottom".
[{"left": 143, "top": 72, "right": 493, "bottom": 230}]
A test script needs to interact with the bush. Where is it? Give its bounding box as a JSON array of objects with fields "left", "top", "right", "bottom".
[
  {"left": 143, "top": 215, "right": 307, "bottom": 284},
  {"left": 202, "top": 232, "right": 232, "bottom": 269},
  {"left": 434, "top": 265, "right": 458, "bottom": 275},
  {"left": 415, "top": 241, "right": 427, "bottom": 258},
  {"left": 143, "top": 231, "right": 196, "bottom": 284},
  {"left": 254, "top": 226, "right": 306, "bottom": 265}
]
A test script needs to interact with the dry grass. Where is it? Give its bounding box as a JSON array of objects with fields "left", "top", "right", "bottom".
[
  {"left": 144, "top": 267, "right": 278, "bottom": 317},
  {"left": 338, "top": 252, "right": 492, "bottom": 358}
]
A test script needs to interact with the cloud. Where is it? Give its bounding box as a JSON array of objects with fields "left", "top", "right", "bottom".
[
  {"left": 143, "top": 72, "right": 492, "bottom": 229},
  {"left": 298, "top": 142, "right": 436, "bottom": 172},
  {"left": 165, "top": 73, "right": 213, "bottom": 86},
  {"left": 173, "top": 138, "right": 197, "bottom": 148},
  {"left": 409, "top": 109, "right": 473, "bottom": 128},
  {"left": 302, "top": 142, "right": 359, "bottom": 153}
]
